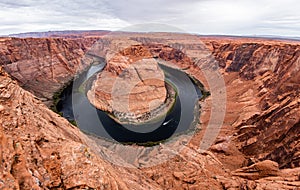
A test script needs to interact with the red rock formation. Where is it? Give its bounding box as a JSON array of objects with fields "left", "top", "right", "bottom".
[
  {"left": 87, "top": 45, "right": 168, "bottom": 123},
  {"left": 0, "top": 34, "right": 299, "bottom": 189},
  {"left": 0, "top": 37, "right": 99, "bottom": 106},
  {"left": 201, "top": 38, "right": 300, "bottom": 169},
  {"left": 0, "top": 66, "right": 162, "bottom": 189}
]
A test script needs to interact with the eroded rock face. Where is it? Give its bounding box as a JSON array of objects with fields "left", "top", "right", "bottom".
[
  {"left": 203, "top": 38, "right": 300, "bottom": 169},
  {"left": 0, "top": 34, "right": 300, "bottom": 189},
  {"left": 0, "top": 37, "right": 99, "bottom": 105},
  {"left": 87, "top": 45, "right": 168, "bottom": 123},
  {"left": 0, "top": 67, "right": 161, "bottom": 189}
]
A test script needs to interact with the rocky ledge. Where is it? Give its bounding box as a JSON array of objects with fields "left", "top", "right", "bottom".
[
  {"left": 0, "top": 37, "right": 99, "bottom": 106},
  {"left": 87, "top": 45, "right": 176, "bottom": 124},
  {"left": 110, "top": 82, "right": 176, "bottom": 124},
  {"left": 0, "top": 34, "right": 300, "bottom": 189}
]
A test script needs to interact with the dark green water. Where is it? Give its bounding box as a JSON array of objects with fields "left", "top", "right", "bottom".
[{"left": 57, "top": 62, "right": 202, "bottom": 144}]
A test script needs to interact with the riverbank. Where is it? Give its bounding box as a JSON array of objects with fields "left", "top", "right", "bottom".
[{"left": 109, "top": 81, "right": 177, "bottom": 125}]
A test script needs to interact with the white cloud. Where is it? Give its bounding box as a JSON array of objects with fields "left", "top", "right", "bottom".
[
  {"left": 0, "top": 0, "right": 129, "bottom": 34},
  {"left": 1, "top": 0, "right": 300, "bottom": 37}
]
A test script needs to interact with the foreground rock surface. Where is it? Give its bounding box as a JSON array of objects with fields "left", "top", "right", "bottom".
[
  {"left": 0, "top": 67, "right": 161, "bottom": 189},
  {"left": 0, "top": 33, "right": 299, "bottom": 189}
]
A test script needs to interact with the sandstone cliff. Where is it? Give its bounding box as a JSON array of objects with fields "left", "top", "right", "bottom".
[
  {"left": 0, "top": 66, "right": 162, "bottom": 189},
  {"left": 0, "top": 37, "right": 99, "bottom": 106},
  {"left": 202, "top": 38, "right": 300, "bottom": 169},
  {"left": 0, "top": 34, "right": 299, "bottom": 189},
  {"left": 87, "top": 45, "right": 168, "bottom": 123}
]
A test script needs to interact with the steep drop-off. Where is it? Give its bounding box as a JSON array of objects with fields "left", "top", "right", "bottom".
[
  {"left": 0, "top": 34, "right": 299, "bottom": 189},
  {"left": 87, "top": 53, "right": 167, "bottom": 123},
  {"left": 0, "top": 67, "right": 162, "bottom": 189},
  {"left": 203, "top": 38, "right": 300, "bottom": 169},
  {"left": 0, "top": 37, "right": 99, "bottom": 106}
]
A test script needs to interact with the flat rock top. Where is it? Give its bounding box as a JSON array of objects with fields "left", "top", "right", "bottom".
[
  {"left": 87, "top": 57, "right": 167, "bottom": 120},
  {"left": 1, "top": 34, "right": 300, "bottom": 189}
]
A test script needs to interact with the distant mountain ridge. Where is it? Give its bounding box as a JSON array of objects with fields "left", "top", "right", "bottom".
[
  {"left": 6, "top": 30, "right": 110, "bottom": 38},
  {"left": 3, "top": 30, "right": 300, "bottom": 43},
  {"left": 4, "top": 30, "right": 300, "bottom": 41}
]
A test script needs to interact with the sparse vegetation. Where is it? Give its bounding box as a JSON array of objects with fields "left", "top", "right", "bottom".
[
  {"left": 122, "top": 140, "right": 165, "bottom": 147},
  {"left": 69, "top": 120, "right": 78, "bottom": 127}
]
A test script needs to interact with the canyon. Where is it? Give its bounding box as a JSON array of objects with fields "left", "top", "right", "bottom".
[
  {"left": 0, "top": 33, "right": 299, "bottom": 189},
  {"left": 87, "top": 49, "right": 169, "bottom": 123}
]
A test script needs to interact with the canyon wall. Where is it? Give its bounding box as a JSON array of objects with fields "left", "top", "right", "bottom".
[
  {"left": 0, "top": 37, "right": 99, "bottom": 105},
  {"left": 0, "top": 66, "right": 160, "bottom": 189},
  {"left": 87, "top": 45, "right": 168, "bottom": 122},
  {"left": 203, "top": 38, "right": 300, "bottom": 169},
  {"left": 0, "top": 34, "right": 299, "bottom": 189}
]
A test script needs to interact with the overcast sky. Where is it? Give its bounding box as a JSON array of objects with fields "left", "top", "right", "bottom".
[{"left": 1, "top": 0, "right": 300, "bottom": 37}]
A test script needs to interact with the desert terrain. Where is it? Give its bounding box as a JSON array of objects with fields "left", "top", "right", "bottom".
[{"left": 0, "top": 32, "right": 299, "bottom": 189}]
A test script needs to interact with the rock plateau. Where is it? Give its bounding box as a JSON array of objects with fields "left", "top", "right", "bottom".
[
  {"left": 87, "top": 45, "right": 169, "bottom": 123},
  {"left": 0, "top": 33, "right": 299, "bottom": 189}
]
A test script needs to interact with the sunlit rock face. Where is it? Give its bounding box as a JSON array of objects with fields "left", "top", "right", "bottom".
[
  {"left": 87, "top": 45, "right": 168, "bottom": 123},
  {"left": 0, "top": 37, "right": 99, "bottom": 106},
  {"left": 1, "top": 34, "right": 300, "bottom": 189}
]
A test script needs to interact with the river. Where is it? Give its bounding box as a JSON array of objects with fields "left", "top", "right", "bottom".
[{"left": 57, "top": 61, "right": 202, "bottom": 144}]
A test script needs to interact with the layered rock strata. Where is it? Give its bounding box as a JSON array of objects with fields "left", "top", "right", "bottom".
[
  {"left": 87, "top": 58, "right": 169, "bottom": 123},
  {"left": 201, "top": 37, "right": 300, "bottom": 169},
  {"left": 0, "top": 37, "right": 99, "bottom": 106},
  {"left": 0, "top": 67, "right": 161, "bottom": 189},
  {"left": 87, "top": 45, "right": 176, "bottom": 124},
  {"left": 0, "top": 34, "right": 299, "bottom": 189}
]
